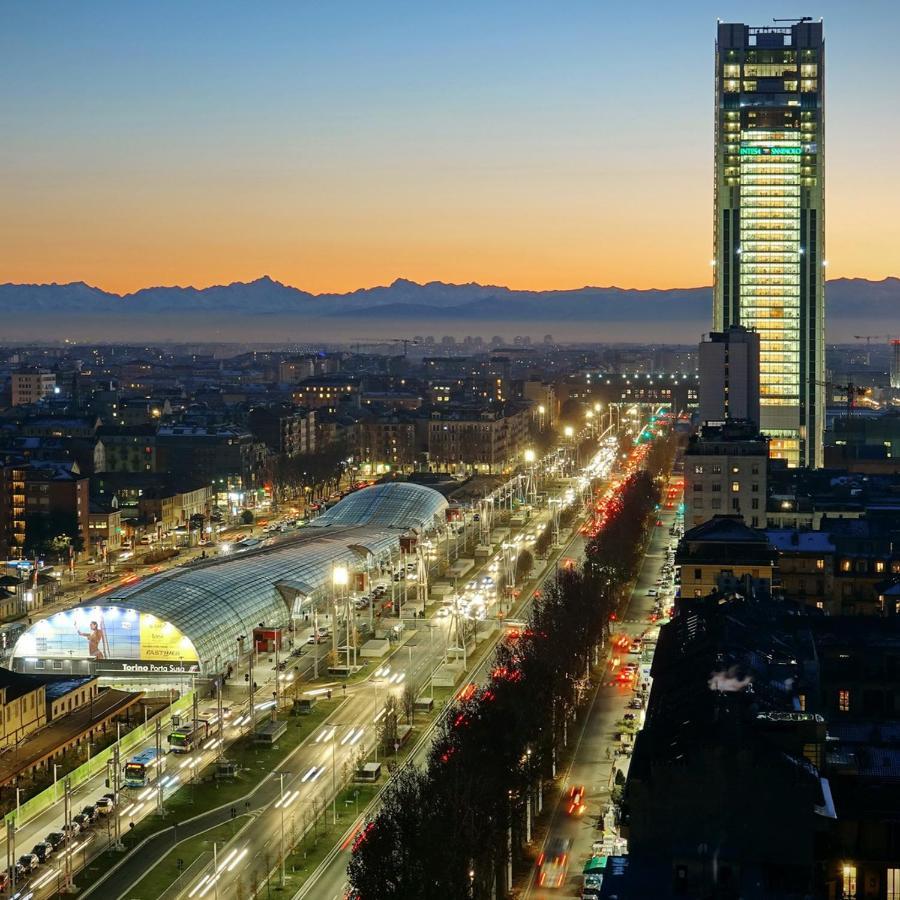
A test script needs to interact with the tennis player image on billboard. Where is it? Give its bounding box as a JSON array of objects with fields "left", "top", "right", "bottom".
[{"left": 13, "top": 607, "right": 199, "bottom": 663}]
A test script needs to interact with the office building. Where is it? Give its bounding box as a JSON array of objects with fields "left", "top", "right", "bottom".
[
  {"left": 698, "top": 325, "right": 761, "bottom": 426},
  {"left": 714, "top": 20, "right": 825, "bottom": 468},
  {"left": 891, "top": 339, "right": 900, "bottom": 390}
]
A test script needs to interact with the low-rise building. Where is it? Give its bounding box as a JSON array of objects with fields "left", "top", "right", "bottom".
[
  {"left": 11, "top": 369, "right": 56, "bottom": 407},
  {"left": 0, "top": 668, "right": 47, "bottom": 748},
  {"left": 24, "top": 461, "right": 91, "bottom": 556},
  {"left": 97, "top": 423, "right": 158, "bottom": 472},
  {"left": 426, "top": 402, "right": 532, "bottom": 474},
  {"left": 247, "top": 405, "right": 315, "bottom": 456},
  {"left": 291, "top": 376, "right": 360, "bottom": 410},
  {"left": 685, "top": 420, "right": 768, "bottom": 528},
  {"left": 675, "top": 515, "right": 777, "bottom": 599}
]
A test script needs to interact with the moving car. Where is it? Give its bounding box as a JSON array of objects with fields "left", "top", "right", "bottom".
[
  {"left": 537, "top": 837, "right": 572, "bottom": 889},
  {"left": 567, "top": 785, "right": 586, "bottom": 816}
]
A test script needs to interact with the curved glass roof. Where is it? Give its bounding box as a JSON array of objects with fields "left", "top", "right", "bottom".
[
  {"left": 312, "top": 482, "right": 447, "bottom": 532},
  {"left": 101, "top": 526, "right": 400, "bottom": 670},
  {"left": 14, "top": 484, "right": 444, "bottom": 676}
]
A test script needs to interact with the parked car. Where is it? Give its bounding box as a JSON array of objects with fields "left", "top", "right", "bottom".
[
  {"left": 45, "top": 831, "right": 65, "bottom": 850},
  {"left": 96, "top": 797, "right": 114, "bottom": 814},
  {"left": 72, "top": 813, "right": 90, "bottom": 829},
  {"left": 61, "top": 822, "right": 80, "bottom": 838},
  {"left": 17, "top": 853, "right": 39, "bottom": 873},
  {"left": 31, "top": 842, "right": 53, "bottom": 863},
  {"left": 81, "top": 804, "right": 98, "bottom": 822}
]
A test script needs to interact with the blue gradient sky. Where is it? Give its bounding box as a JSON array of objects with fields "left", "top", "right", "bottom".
[{"left": 2, "top": 1, "right": 898, "bottom": 293}]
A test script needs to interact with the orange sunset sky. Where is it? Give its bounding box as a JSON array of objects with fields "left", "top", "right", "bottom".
[{"left": 2, "top": 1, "right": 898, "bottom": 296}]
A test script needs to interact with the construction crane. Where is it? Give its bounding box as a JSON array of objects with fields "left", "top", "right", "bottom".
[
  {"left": 350, "top": 338, "right": 420, "bottom": 356},
  {"left": 815, "top": 379, "right": 867, "bottom": 417},
  {"left": 853, "top": 334, "right": 899, "bottom": 345},
  {"left": 389, "top": 338, "right": 419, "bottom": 356}
]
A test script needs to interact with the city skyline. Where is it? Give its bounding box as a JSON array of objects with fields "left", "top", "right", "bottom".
[{"left": 3, "top": 1, "right": 899, "bottom": 295}]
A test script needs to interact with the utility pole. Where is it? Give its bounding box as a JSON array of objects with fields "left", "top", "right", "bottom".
[
  {"left": 274, "top": 632, "right": 281, "bottom": 719},
  {"left": 217, "top": 677, "right": 224, "bottom": 756},
  {"left": 312, "top": 605, "right": 319, "bottom": 680},
  {"left": 63, "top": 777, "right": 74, "bottom": 891},
  {"left": 155, "top": 719, "right": 164, "bottom": 815},
  {"left": 6, "top": 818, "right": 15, "bottom": 894},
  {"left": 248, "top": 641, "right": 255, "bottom": 729},
  {"left": 112, "top": 744, "right": 124, "bottom": 850},
  {"left": 279, "top": 773, "right": 286, "bottom": 888}
]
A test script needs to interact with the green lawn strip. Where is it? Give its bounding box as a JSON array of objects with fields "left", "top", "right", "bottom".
[
  {"left": 69, "top": 701, "right": 339, "bottom": 891},
  {"left": 251, "top": 782, "right": 381, "bottom": 895},
  {"left": 156, "top": 700, "right": 340, "bottom": 822},
  {"left": 125, "top": 815, "right": 252, "bottom": 900}
]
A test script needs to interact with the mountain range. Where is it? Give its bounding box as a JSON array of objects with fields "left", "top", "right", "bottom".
[{"left": 0, "top": 276, "right": 897, "bottom": 342}]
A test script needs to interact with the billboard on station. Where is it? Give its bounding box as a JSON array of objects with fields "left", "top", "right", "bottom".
[{"left": 13, "top": 606, "right": 199, "bottom": 665}]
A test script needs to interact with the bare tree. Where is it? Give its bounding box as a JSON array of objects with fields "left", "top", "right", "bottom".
[
  {"left": 401, "top": 683, "right": 417, "bottom": 725},
  {"left": 379, "top": 695, "right": 400, "bottom": 752}
]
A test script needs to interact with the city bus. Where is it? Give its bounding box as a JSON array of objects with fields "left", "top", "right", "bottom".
[
  {"left": 124, "top": 747, "right": 165, "bottom": 788},
  {"left": 167, "top": 719, "right": 210, "bottom": 754}
]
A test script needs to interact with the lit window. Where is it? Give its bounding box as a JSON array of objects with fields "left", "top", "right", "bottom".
[
  {"left": 841, "top": 560, "right": 851, "bottom": 573},
  {"left": 731, "top": 482, "right": 740, "bottom": 493},
  {"left": 876, "top": 561, "right": 885, "bottom": 573},
  {"left": 841, "top": 864, "right": 857, "bottom": 899},
  {"left": 887, "top": 868, "right": 900, "bottom": 900},
  {"left": 693, "top": 464, "right": 704, "bottom": 474},
  {"left": 838, "top": 690, "right": 850, "bottom": 713},
  {"left": 816, "top": 559, "right": 825, "bottom": 570}
]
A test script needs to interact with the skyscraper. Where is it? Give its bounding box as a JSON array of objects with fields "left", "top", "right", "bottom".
[{"left": 714, "top": 19, "right": 825, "bottom": 468}]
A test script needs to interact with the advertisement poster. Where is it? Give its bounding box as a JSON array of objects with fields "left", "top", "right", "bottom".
[{"left": 15, "top": 607, "right": 198, "bottom": 663}]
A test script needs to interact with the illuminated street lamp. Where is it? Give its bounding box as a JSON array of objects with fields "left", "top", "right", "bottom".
[
  {"left": 332, "top": 565, "right": 349, "bottom": 664},
  {"left": 523, "top": 448, "right": 537, "bottom": 506}
]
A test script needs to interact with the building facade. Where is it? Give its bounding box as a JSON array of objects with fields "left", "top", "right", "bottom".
[
  {"left": 714, "top": 20, "right": 825, "bottom": 468},
  {"left": 11, "top": 369, "right": 56, "bottom": 407},
  {"left": 698, "top": 325, "right": 760, "bottom": 426},
  {"left": 426, "top": 403, "right": 532, "bottom": 474},
  {"left": 685, "top": 420, "right": 768, "bottom": 528}
]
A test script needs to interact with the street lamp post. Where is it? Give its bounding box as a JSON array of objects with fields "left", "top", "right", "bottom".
[
  {"left": 331, "top": 728, "right": 338, "bottom": 824},
  {"left": 333, "top": 565, "right": 349, "bottom": 668},
  {"left": 279, "top": 772, "right": 286, "bottom": 887}
]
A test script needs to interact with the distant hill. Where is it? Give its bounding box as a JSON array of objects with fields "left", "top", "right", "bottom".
[{"left": 0, "top": 276, "right": 896, "bottom": 342}]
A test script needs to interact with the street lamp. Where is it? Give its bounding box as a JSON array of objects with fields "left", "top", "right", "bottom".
[
  {"left": 523, "top": 448, "right": 535, "bottom": 464},
  {"left": 563, "top": 426, "right": 574, "bottom": 439},
  {"left": 332, "top": 565, "right": 349, "bottom": 665}
]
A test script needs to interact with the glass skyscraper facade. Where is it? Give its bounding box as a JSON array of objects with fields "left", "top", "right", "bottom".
[{"left": 714, "top": 20, "right": 825, "bottom": 468}]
